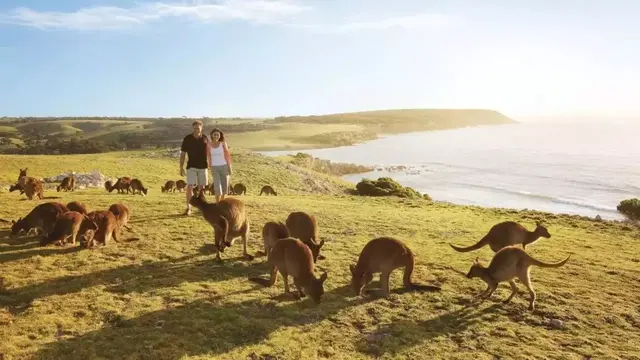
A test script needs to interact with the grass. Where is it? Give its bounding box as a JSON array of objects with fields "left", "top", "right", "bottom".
[{"left": 1, "top": 151, "right": 639, "bottom": 359}]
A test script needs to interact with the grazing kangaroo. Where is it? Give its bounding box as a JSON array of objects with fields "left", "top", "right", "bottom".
[
  {"left": 450, "top": 221, "right": 552, "bottom": 253},
  {"left": 56, "top": 175, "right": 75, "bottom": 192},
  {"left": 81, "top": 210, "right": 121, "bottom": 248},
  {"left": 41, "top": 211, "right": 98, "bottom": 246},
  {"left": 130, "top": 178, "right": 148, "bottom": 196},
  {"left": 256, "top": 221, "right": 290, "bottom": 257},
  {"left": 249, "top": 237, "right": 328, "bottom": 303},
  {"left": 108, "top": 203, "right": 131, "bottom": 230},
  {"left": 259, "top": 185, "right": 277, "bottom": 196},
  {"left": 285, "top": 211, "right": 325, "bottom": 262},
  {"left": 232, "top": 183, "right": 247, "bottom": 195},
  {"left": 350, "top": 237, "right": 442, "bottom": 298},
  {"left": 161, "top": 180, "right": 176, "bottom": 193},
  {"left": 465, "top": 246, "right": 571, "bottom": 311},
  {"left": 188, "top": 189, "right": 253, "bottom": 261},
  {"left": 175, "top": 180, "right": 187, "bottom": 192},
  {"left": 11, "top": 202, "right": 70, "bottom": 237},
  {"left": 66, "top": 201, "right": 88, "bottom": 215},
  {"left": 110, "top": 177, "right": 132, "bottom": 194}
]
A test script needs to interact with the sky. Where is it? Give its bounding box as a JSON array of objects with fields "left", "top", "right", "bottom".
[{"left": 0, "top": 0, "right": 639, "bottom": 120}]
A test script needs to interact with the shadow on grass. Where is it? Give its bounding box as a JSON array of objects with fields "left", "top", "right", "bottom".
[
  {"left": 129, "top": 213, "right": 184, "bottom": 224},
  {"left": 0, "top": 245, "right": 82, "bottom": 263},
  {"left": 0, "top": 254, "right": 265, "bottom": 315},
  {"left": 32, "top": 283, "right": 375, "bottom": 360},
  {"left": 355, "top": 303, "right": 504, "bottom": 357}
]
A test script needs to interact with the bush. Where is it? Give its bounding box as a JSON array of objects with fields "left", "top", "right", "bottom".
[
  {"left": 617, "top": 198, "right": 640, "bottom": 220},
  {"left": 355, "top": 177, "right": 429, "bottom": 199}
]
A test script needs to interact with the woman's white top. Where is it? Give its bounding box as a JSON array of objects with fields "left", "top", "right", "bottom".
[{"left": 210, "top": 142, "right": 227, "bottom": 166}]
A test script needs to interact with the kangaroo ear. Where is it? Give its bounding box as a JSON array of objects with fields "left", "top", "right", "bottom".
[
  {"left": 474, "top": 257, "right": 479, "bottom": 264},
  {"left": 319, "top": 271, "right": 328, "bottom": 283},
  {"left": 349, "top": 264, "right": 355, "bottom": 275},
  {"left": 11, "top": 219, "right": 16, "bottom": 225},
  {"left": 317, "top": 239, "right": 325, "bottom": 249}
]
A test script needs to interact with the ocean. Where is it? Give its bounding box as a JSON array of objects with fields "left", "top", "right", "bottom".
[{"left": 262, "top": 122, "right": 640, "bottom": 220}]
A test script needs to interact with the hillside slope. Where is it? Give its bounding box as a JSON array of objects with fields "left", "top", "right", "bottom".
[
  {"left": 0, "top": 152, "right": 638, "bottom": 360},
  {"left": 0, "top": 109, "right": 515, "bottom": 153}
]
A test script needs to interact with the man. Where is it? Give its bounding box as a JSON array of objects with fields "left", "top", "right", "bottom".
[{"left": 180, "top": 120, "right": 210, "bottom": 215}]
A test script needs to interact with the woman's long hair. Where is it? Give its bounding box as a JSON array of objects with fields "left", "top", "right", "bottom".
[{"left": 209, "top": 128, "right": 225, "bottom": 142}]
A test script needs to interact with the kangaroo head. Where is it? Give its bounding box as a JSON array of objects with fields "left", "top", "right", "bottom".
[
  {"left": 56, "top": 184, "right": 61, "bottom": 192},
  {"left": 349, "top": 264, "right": 367, "bottom": 295},
  {"left": 305, "top": 238, "right": 325, "bottom": 263},
  {"left": 142, "top": 188, "right": 148, "bottom": 195},
  {"left": 11, "top": 218, "right": 25, "bottom": 235},
  {"left": 534, "top": 221, "right": 551, "bottom": 238},
  {"left": 466, "top": 257, "right": 485, "bottom": 279},
  {"left": 19, "top": 168, "right": 27, "bottom": 177},
  {"left": 305, "top": 271, "right": 328, "bottom": 304}
]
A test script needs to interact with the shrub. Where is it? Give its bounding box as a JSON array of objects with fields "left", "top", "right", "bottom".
[
  {"left": 355, "top": 177, "right": 429, "bottom": 199},
  {"left": 617, "top": 198, "right": 640, "bottom": 221}
]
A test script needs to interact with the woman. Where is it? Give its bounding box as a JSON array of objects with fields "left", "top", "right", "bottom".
[{"left": 207, "top": 128, "right": 233, "bottom": 202}]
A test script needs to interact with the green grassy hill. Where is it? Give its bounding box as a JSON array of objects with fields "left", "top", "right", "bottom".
[
  {"left": 0, "top": 151, "right": 638, "bottom": 359},
  {"left": 0, "top": 109, "right": 515, "bottom": 153}
]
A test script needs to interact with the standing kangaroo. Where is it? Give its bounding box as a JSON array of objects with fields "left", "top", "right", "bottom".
[
  {"left": 350, "top": 237, "right": 441, "bottom": 297},
  {"left": 450, "top": 221, "right": 551, "bottom": 253},
  {"left": 188, "top": 189, "right": 253, "bottom": 261},
  {"left": 465, "top": 246, "right": 571, "bottom": 311},
  {"left": 249, "top": 237, "right": 328, "bottom": 303}
]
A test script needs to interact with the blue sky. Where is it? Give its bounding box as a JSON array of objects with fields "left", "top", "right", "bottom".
[{"left": 0, "top": 0, "right": 638, "bottom": 119}]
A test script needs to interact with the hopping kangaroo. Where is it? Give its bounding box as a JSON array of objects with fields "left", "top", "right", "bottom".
[
  {"left": 11, "top": 202, "right": 70, "bottom": 237},
  {"left": 249, "top": 237, "right": 328, "bottom": 303},
  {"left": 257, "top": 221, "right": 290, "bottom": 257},
  {"left": 285, "top": 211, "right": 325, "bottom": 262},
  {"left": 350, "top": 237, "right": 441, "bottom": 298},
  {"left": 465, "top": 246, "right": 571, "bottom": 311},
  {"left": 108, "top": 203, "right": 131, "bottom": 230},
  {"left": 82, "top": 210, "right": 121, "bottom": 248},
  {"left": 41, "top": 211, "right": 98, "bottom": 246},
  {"left": 188, "top": 189, "right": 253, "bottom": 261},
  {"left": 175, "top": 180, "right": 187, "bottom": 192},
  {"left": 161, "top": 180, "right": 176, "bottom": 193},
  {"left": 56, "top": 175, "right": 75, "bottom": 192},
  {"left": 450, "top": 221, "right": 551, "bottom": 253},
  {"left": 66, "top": 201, "right": 88, "bottom": 214},
  {"left": 259, "top": 185, "right": 277, "bottom": 196}
]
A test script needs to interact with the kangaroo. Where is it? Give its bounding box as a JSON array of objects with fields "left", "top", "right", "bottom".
[
  {"left": 104, "top": 180, "right": 113, "bottom": 192},
  {"left": 11, "top": 202, "right": 70, "bottom": 237},
  {"left": 110, "top": 177, "right": 132, "bottom": 194},
  {"left": 249, "top": 237, "right": 328, "bottom": 303},
  {"left": 81, "top": 210, "right": 121, "bottom": 248},
  {"left": 175, "top": 180, "right": 187, "bottom": 192},
  {"left": 108, "top": 203, "right": 131, "bottom": 230},
  {"left": 450, "top": 221, "right": 552, "bottom": 253},
  {"left": 204, "top": 183, "right": 214, "bottom": 196},
  {"left": 256, "top": 221, "right": 290, "bottom": 257},
  {"left": 188, "top": 189, "right": 253, "bottom": 261},
  {"left": 161, "top": 180, "right": 176, "bottom": 193},
  {"left": 259, "top": 185, "right": 277, "bottom": 196},
  {"left": 465, "top": 246, "right": 571, "bottom": 311},
  {"left": 66, "top": 201, "right": 88, "bottom": 215},
  {"left": 285, "top": 211, "right": 325, "bottom": 262},
  {"left": 232, "top": 183, "right": 247, "bottom": 195},
  {"left": 22, "top": 178, "right": 44, "bottom": 200},
  {"left": 350, "top": 237, "right": 441, "bottom": 298},
  {"left": 56, "top": 175, "right": 75, "bottom": 192},
  {"left": 41, "top": 211, "right": 98, "bottom": 246},
  {"left": 130, "top": 178, "right": 148, "bottom": 196}
]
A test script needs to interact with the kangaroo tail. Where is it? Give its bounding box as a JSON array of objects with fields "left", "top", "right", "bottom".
[
  {"left": 449, "top": 236, "right": 488, "bottom": 253},
  {"left": 403, "top": 249, "right": 442, "bottom": 292},
  {"left": 529, "top": 254, "right": 571, "bottom": 268},
  {"left": 249, "top": 265, "right": 278, "bottom": 287}
]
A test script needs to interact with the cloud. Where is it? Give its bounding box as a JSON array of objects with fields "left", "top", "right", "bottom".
[
  {"left": 291, "top": 13, "right": 457, "bottom": 34},
  {"left": 0, "top": 1, "right": 455, "bottom": 34},
  {"left": 0, "top": 0, "right": 311, "bottom": 30}
]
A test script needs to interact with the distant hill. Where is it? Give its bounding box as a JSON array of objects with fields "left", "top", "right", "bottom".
[{"left": 0, "top": 109, "right": 515, "bottom": 154}]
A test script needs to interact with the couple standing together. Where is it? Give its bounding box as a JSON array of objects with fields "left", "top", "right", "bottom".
[{"left": 179, "top": 120, "right": 233, "bottom": 216}]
